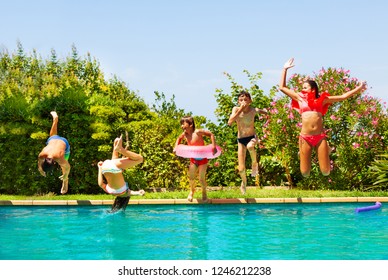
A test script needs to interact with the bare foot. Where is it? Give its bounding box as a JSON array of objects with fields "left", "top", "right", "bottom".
[
  {"left": 187, "top": 190, "right": 195, "bottom": 202},
  {"left": 240, "top": 182, "right": 246, "bottom": 195},
  {"left": 50, "top": 111, "right": 58, "bottom": 120},
  {"left": 251, "top": 162, "right": 258, "bottom": 177},
  {"left": 114, "top": 135, "right": 123, "bottom": 152},
  {"left": 61, "top": 183, "right": 68, "bottom": 195}
]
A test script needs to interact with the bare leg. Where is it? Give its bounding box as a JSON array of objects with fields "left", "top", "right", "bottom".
[
  {"left": 114, "top": 136, "right": 143, "bottom": 169},
  {"left": 237, "top": 143, "right": 247, "bottom": 194},
  {"left": 317, "top": 139, "right": 330, "bottom": 176},
  {"left": 112, "top": 137, "right": 120, "bottom": 159},
  {"left": 247, "top": 139, "right": 258, "bottom": 176},
  {"left": 299, "top": 137, "right": 313, "bottom": 177},
  {"left": 187, "top": 163, "right": 197, "bottom": 202},
  {"left": 49, "top": 111, "right": 58, "bottom": 136},
  {"left": 198, "top": 164, "right": 208, "bottom": 202}
]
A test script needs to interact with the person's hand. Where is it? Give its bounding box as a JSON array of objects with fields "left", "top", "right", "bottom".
[
  {"left": 283, "top": 58, "right": 295, "bottom": 70},
  {"left": 39, "top": 169, "right": 46, "bottom": 177},
  {"left": 138, "top": 189, "right": 145, "bottom": 196},
  {"left": 59, "top": 174, "right": 69, "bottom": 181},
  {"left": 359, "top": 80, "right": 367, "bottom": 90}
]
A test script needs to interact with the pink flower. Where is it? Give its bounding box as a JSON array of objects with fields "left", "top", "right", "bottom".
[
  {"left": 277, "top": 119, "right": 282, "bottom": 124},
  {"left": 330, "top": 115, "right": 336, "bottom": 120},
  {"left": 214, "top": 162, "right": 220, "bottom": 167},
  {"left": 352, "top": 142, "right": 360, "bottom": 149}
]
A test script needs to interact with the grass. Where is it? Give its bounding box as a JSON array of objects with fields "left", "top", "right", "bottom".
[{"left": 1, "top": 187, "right": 388, "bottom": 200}]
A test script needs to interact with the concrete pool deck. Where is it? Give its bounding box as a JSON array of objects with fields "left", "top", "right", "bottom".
[{"left": 1, "top": 196, "right": 388, "bottom": 206}]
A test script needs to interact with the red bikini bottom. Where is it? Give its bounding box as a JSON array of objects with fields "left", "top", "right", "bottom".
[{"left": 300, "top": 133, "right": 326, "bottom": 147}]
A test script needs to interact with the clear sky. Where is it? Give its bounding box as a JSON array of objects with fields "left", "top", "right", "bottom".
[{"left": 1, "top": 0, "right": 387, "bottom": 121}]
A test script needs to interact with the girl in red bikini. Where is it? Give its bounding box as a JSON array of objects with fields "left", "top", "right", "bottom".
[{"left": 279, "top": 58, "right": 366, "bottom": 177}]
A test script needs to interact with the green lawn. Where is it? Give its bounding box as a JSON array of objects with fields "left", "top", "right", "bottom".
[{"left": 1, "top": 188, "right": 388, "bottom": 200}]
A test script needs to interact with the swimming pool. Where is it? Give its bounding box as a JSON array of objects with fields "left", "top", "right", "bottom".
[{"left": 1, "top": 203, "right": 387, "bottom": 260}]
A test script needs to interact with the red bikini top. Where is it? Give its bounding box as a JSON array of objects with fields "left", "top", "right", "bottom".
[{"left": 291, "top": 91, "right": 330, "bottom": 115}]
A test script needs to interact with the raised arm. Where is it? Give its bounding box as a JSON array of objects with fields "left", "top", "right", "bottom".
[
  {"left": 325, "top": 81, "right": 366, "bottom": 104},
  {"left": 279, "top": 58, "right": 299, "bottom": 100}
]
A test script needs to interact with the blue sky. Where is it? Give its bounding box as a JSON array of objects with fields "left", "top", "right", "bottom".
[{"left": 1, "top": 0, "right": 387, "bottom": 121}]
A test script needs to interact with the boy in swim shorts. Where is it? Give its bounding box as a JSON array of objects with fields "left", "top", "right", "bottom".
[
  {"left": 174, "top": 116, "right": 217, "bottom": 203},
  {"left": 38, "top": 111, "right": 71, "bottom": 194},
  {"left": 228, "top": 91, "right": 267, "bottom": 194}
]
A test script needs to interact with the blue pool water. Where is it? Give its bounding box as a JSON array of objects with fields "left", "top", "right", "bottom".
[{"left": 1, "top": 203, "right": 387, "bottom": 260}]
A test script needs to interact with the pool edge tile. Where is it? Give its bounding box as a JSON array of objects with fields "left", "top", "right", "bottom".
[
  {"left": 357, "top": 197, "right": 388, "bottom": 202},
  {"left": 247, "top": 198, "right": 284, "bottom": 203},
  {"left": 321, "top": 197, "right": 357, "bottom": 202},
  {"left": 212, "top": 198, "right": 247, "bottom": 204}
]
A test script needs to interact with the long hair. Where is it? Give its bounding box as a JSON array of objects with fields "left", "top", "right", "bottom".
[
  {"left": 306, "top": 80, "right": 320, "bottom": 98},
  {"left": 180, "top": 116, "right": 195, "bottom": 131},
  {"left": 109, "top": 196, "right": 130, "bottom": 213}
]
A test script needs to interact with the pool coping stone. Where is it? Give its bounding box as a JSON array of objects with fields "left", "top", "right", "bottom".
[{"left": 1, "top": 197, "right": 388, "bottom": 206}]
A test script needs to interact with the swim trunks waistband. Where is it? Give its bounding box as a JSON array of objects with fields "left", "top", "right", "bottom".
[{"left": 47, "top": 135, "right": 70, "bottom": 160}]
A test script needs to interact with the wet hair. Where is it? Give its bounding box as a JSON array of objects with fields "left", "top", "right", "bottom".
[
  {"left": 180, "top": 116, "right": 195, "bottom": 131},
  {"left": 237, "top": 90, "right": 252, "bottom": 100},
  {"left": 306, "top": 80, "right": 320, "bottom": 98},
  {"left": 42, "top": 158, "right": 55, "bottom": 173},
  {"left": 109, "top": 196, "right": 131, "bottom": 213}
]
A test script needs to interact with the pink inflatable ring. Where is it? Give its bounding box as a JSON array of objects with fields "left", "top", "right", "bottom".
[{"left": 175, "top": 144, "right": 222, "bottom": 159}]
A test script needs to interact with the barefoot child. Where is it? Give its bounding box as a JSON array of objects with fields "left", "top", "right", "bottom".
[
  {"left": 279, "top": 57, "right": 366, "bottom": 177},
  {"left": 98, "top": 135, "right": 145, "bottom": 212},
  {"left": 38, "top": 111, "right": 71, "bottom": 194},
  {"left": 174, "top": 116, "right": 217, "bottom": 203},
  {"left": 228, "top": 91, "right": 267, "bottom": 194}
]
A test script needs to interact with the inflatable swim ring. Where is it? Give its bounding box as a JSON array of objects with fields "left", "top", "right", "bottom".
[
  {"left": 175, "top": 144, "right": 222, "bottom": 159},
  {"left": 355, "top": 201, "right": 382, "bottom": 213}
]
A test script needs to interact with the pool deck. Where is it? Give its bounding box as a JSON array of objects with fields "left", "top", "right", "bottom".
[{"left": 1, "top": 197, "right": 388, "bottom": 206}]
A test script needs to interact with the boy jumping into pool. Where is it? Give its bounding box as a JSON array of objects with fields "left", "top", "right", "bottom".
[
  {"left": 228, "top": 91, "right": 267, "bottom": 194},
  {"left": 174, "top": 116, "right": 217, "bottom": 203},
  {"left": 38, "top": 111, "right": 71, "bottom": 194}
]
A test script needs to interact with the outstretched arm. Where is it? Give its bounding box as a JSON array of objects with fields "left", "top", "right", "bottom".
[
  {"left": 279, "top": 58, "right": 299, "bottom": 100},
  {"left": 325, "top": 81, "right": 366, "bottom": 104},
  {"left": 129, "top": 189, "right": 145, "bottom": 196}
]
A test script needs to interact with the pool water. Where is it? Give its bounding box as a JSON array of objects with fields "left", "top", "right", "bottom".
[{"left": 1, "top": 203, "right": 387, "bottom": 260}]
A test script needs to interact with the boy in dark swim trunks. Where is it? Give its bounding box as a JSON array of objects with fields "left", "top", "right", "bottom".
[
  {"left": 38, "top": 111, "right": 71, "bottom": 194},
  {"left": 228, "top": 91, "right": 267, "bottom": 194},
  {"left": 174, "top": 116, "right": 217, "bottom": 203}
]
